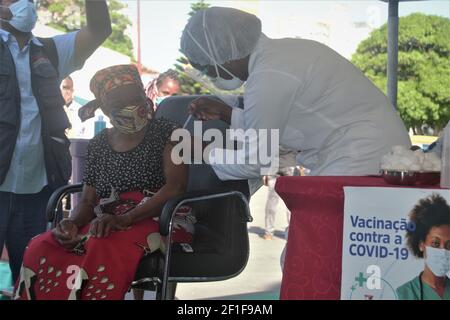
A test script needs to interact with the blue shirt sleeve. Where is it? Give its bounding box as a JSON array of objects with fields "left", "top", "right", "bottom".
[{"left": 52, "top": 31, "right": 82, "bottom": 81}]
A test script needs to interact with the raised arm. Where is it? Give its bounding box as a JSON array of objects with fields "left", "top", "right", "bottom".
[{"left": 74, "top": 0, "right": 112, "bottom": 67}]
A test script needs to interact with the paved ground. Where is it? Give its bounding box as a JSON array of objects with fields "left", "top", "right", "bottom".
[{"left": 175, "top": 186, "right": 289, "bottom": 300}]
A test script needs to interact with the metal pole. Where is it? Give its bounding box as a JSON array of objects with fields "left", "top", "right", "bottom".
[
  {"left": 137, "top": 0, "right": 142, "bottom": 74},
  {"left": 387, "top": 0, "right": 399, "bottom": 109}
]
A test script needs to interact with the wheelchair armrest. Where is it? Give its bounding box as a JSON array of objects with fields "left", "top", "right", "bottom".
[
  {"left": 46, "top": 184, "right": 83, "bottom": 222},
  {"left": 159, "top": 189, "right": 252, "bottom": 237}
]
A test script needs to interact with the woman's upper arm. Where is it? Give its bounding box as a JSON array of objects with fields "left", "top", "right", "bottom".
[{"left": 163, "top": 143, "right": 188, "bottom": 193}]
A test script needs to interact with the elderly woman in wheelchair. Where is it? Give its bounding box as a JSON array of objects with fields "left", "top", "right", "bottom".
[{"left": 14, "top": 65, "right": 194, "bottom": 300}]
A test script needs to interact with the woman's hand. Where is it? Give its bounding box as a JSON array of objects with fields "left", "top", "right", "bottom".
[
  {"left": 52, "top": 219, "right": 80, "bottom": 250},
  {"left": 89, "top": 214, "right": 131, "bottom": 238},
  {"left": 188, "top": 97, "right": 232, "bottom": 124}
]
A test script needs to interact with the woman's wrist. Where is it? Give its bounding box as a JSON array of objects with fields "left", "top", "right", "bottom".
[
  {"left": 119, "top": 213, "right": 133, "bottom": 228},
  {"left": 69, "top": 203, "right": 97, "bottom": 228},
  {"left": 68, "top": 218, "right": 83, "bottom": 229}
]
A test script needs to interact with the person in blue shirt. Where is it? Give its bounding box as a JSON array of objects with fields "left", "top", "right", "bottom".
[
  {"left": 0, "top": 0, "right": 111, "bottom": 284},
  {"left": 396, "top": 194, "right": 450, "bottom": 300}
]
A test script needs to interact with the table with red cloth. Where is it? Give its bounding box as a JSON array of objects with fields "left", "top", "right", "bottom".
[{"left": 275, "top": 176, "right": 429, "bottom": 300}]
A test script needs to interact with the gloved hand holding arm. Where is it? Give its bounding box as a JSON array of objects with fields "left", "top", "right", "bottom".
[
  {"left": 189, "top": 97, "right": 233, "bottom": 123},
  {"left": 210, "top": 71, "right": 299, "bottom": 181}
]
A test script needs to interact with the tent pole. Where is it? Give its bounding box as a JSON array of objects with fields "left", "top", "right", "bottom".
[
  {"left": 387, "top": 0, "right": 399, "bottom": 109},
  {"left": 137, "top": 0, "right": 142, "bottom": 74}
]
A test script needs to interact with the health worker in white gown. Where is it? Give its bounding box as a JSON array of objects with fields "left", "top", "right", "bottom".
[{"left": 180, "top": 7, "right": 411, "bottom": 183}]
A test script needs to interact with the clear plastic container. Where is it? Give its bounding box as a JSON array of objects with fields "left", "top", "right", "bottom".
[{"left": 440, "top": 121, "right": 450, "bottom": 188}]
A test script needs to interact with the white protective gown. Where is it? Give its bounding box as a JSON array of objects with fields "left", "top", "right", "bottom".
[{"left": 210, "top": 34, "right": 411, "bottom": 180}]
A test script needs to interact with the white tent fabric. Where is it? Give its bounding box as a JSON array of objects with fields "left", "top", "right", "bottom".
[{"left": 33, "top": 23, "right": 132, "bottom": 101}]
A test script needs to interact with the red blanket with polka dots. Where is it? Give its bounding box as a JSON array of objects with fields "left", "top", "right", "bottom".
[{"left": 14, "top": 191, "right": 193, "bottom": 300}]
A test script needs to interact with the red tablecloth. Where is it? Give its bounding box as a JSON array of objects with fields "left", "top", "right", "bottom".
[{"left": 276, "top": 176, "right": 410, "bottom": 300}]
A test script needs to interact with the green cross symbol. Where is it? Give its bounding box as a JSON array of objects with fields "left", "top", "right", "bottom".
[{"left": 355, "top": 272, "right": 367, "bottom": 287}]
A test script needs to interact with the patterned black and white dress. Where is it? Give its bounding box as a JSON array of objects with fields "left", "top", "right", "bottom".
[{"left": 83, "top": 118, "right": 180, "bottom": 198}]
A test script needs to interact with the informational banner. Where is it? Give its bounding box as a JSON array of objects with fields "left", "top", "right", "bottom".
[{"left": 341, "top": 187, "right": 450, "bottom": 300}]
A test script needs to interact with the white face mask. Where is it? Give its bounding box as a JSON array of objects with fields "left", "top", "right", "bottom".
[
  {"left": 199, "top": 10, "right": 245, "bottom": 91},
  {"left": 207, "top": 42, "right": 245, "bottom": 91},
  {"left": 0, "top": 0, "right": 38, "bottom": 33},
  {"left": 425, "top": 246, "right": 450, "bottom": 277},
  {"left": 210, "top": 72, "right": 244, "bottom": 91}
]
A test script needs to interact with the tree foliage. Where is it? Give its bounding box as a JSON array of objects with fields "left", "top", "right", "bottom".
[
  {"left": 352, "top": 13, "right": 450, "bottom": 134},
  {"left": 36, "top": 0, "right": 133, "bottom": 58},
  {"left": 189, "top": 0, "right": 210, "bottom": 17}
]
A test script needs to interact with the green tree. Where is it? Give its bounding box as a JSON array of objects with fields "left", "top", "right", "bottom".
[
  {"left": 352, "top": 13, "right": 450, "bottom": 134},
  {"left": 36, "top": 0, "right": 133, "bottom": 58},
  {"left": 189, "top": 0, "right": 210, "bottom": 17},
  {"left": 173, "top": 0, "right": 211, "bottom": 95}
]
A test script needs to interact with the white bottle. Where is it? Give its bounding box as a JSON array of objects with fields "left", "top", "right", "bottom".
[{"left": 440, "top": 121, "right": 450, "bottom": 188}]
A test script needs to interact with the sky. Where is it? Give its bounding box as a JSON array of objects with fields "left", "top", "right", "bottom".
[{"left": 120, "top": 0, "right": 450, "bottom": 73}]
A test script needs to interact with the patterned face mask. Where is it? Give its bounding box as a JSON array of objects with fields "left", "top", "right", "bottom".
[{"left": 109, "top": 105, "right": 149, "bottom": 135}]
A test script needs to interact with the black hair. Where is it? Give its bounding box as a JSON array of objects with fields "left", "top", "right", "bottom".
[
  {"left": 156, "top": 69, "right": 179, "bottom": 88},
  {"left": 406, "top": 193, "right": 450, "bottom": 258}
]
